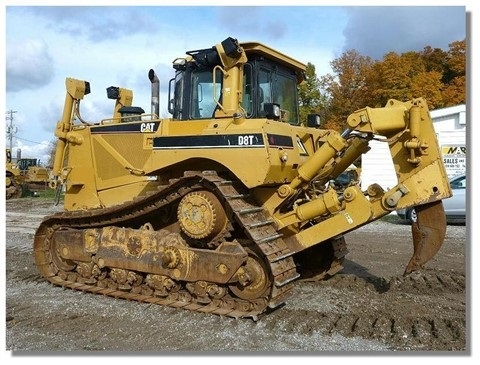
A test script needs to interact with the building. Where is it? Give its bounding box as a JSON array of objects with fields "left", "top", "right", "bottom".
[{"left": 361, "top": 104, "right": 466, "bottom": 192}]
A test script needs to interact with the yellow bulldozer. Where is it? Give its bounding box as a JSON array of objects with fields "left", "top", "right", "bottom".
[
  {"left": 5, "top": 149, "right": 50, "bottom": 199},
  {"left": 17, "top": 157, "right": 50, "bottom": 191},
  {"left": 34, "top": 37, "right": 452, "bottom": 319}
]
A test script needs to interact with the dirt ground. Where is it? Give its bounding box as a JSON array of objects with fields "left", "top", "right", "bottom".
[{"left": 4, "top": 196, "right": 468, "bottom": 354}]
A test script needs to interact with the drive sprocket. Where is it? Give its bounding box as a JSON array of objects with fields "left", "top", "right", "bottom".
[{"left": 177, "top": 190, "right": 227, "bottom": 240}]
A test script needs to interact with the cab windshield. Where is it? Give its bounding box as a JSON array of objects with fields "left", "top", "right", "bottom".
[
  {"left": 170, "top": 67, "right": 223, "bottom": 120},
  {"left": 190, "top": 69, "right": 222, "bottom": 119}
]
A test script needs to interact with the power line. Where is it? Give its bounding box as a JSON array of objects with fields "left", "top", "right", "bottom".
[
  {"left": 5, "top": 111, "right": 53, "bottom": 147},
  {"left": 15, "top": 136, "right": 51, "bottom": 145},
  {"left": 5, "top": 110, "right": 17, "bottom": 151}
]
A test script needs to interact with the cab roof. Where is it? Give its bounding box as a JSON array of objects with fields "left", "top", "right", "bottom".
[{"left": 240, "top": 41, "right": 307, "bottom": 75}]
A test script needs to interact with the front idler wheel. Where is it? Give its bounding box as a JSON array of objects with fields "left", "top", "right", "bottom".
[
  {"left": 50, "top": 239, "right": 77, "bottom": 272},
  {"left": 229, "top": 248, "right": 271, "bottom": 301}
]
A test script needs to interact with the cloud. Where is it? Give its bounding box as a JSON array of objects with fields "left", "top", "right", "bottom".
[
  {"left": 6, "top": 39, "right": 55, "bottom": 92},
  {"left": 342, "top": 6, "right": 466, "bottom": 59},
  {"left": 216, "top": 7, "right": 288, "bottom": 41},
  {"left": 38, "top": 102, "right": 63, "bottom": 136},
  {"left": 26, "top": 6, "right": 160, "bottom": 42},
  {"left": 14, "top": 141, "right": 52, "bottom": 167}
]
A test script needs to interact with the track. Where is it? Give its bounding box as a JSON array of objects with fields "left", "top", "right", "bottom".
[
  {"left": 7, "top": 197, "right": 466, "bottom": 350},
  {"left": 33, "top": 171, "right": 299, "bottom": 319}
]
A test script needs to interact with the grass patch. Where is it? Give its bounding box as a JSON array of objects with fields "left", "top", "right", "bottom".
[
  {"left": 36, "top": 189, "right": 60, "bottom": 199},
  {"left": 21, "top": 186, "right": 63, "bottom": 200}
]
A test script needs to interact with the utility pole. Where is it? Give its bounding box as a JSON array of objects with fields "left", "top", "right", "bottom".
[{"left": 5, "top": 110, "right": 17, "bottom": 151}]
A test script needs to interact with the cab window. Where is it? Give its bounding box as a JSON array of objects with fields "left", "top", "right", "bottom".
[
  {"left": 190, "top": 69, "right": 222, "bottom": 119},
  {"left": 248, "top": 57, "right": 300, "bottom": 125}
]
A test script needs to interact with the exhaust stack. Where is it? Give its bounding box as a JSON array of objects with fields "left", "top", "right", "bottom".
[{"left": 148, "top": 69, "right": 160, "bottom": 118}]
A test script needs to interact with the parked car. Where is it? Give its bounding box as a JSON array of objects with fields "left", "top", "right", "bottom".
[
  {"left": 330, "top": 164, "right": 361, "bottom": 192},
  {"left": 397, "top": 173, "right": 466, "bottom": 224}
]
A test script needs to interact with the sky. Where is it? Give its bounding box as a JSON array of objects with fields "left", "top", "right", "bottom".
[
  {"left": 1, "top": 1, "right": 479, "bottom": 362},
  {"left": 2, "top": 1, "right": 470, "bottom": 165}
]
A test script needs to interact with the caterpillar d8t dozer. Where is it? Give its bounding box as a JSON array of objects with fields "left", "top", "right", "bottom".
[{"left": 34, "top": 37, "right": 452, "bottom": 319}]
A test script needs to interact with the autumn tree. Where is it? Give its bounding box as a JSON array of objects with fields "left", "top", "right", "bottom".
[
  {"left": 441, "top": 39, "right": 466, "bottom": 106},
  {"left": 368, "top": 52, "right": 413, "bottom": 104},
  {"left": 319, "top": 50, "right": 373, "bottom": 130},
  {"left": 420, "top": 45, "right": 448, "bottom": 74},
  {"left": 410, "top": 70, "right": 444, "bottom": 108},
  {"left": 318, "top": 40, "right": 464, "bottom": 121},
  {"left": 443, "top": 39, "right": 466, "bottom": 82}
]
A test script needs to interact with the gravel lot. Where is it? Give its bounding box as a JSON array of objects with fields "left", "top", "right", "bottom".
[{"left": 4, "top": 196, "right": 468, "bottom": 356}]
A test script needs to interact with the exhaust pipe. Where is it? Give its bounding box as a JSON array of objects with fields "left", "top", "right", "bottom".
[{"left": 148, "top": 69, "right": 159, "bottom": 118}]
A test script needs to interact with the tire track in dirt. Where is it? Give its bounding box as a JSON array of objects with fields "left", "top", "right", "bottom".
[{"left": 270, "top": 272, "right": 466, "bottom": 350}]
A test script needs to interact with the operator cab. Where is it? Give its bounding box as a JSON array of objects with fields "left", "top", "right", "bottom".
[
  {"left": 241, "top": 54, "right": 300, "bottom": 124},
  {"left": 168, "top": 37, "right": 305, "bottom": 125}
]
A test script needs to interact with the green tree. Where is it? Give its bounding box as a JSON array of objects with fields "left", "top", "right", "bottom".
[{"left": 298, "top": 63, "right": 325, "bottom": 123}]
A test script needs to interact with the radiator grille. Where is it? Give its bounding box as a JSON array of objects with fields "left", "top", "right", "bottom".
[{"left": 92, "top": 135, "right": 151, "bottom": 181}]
